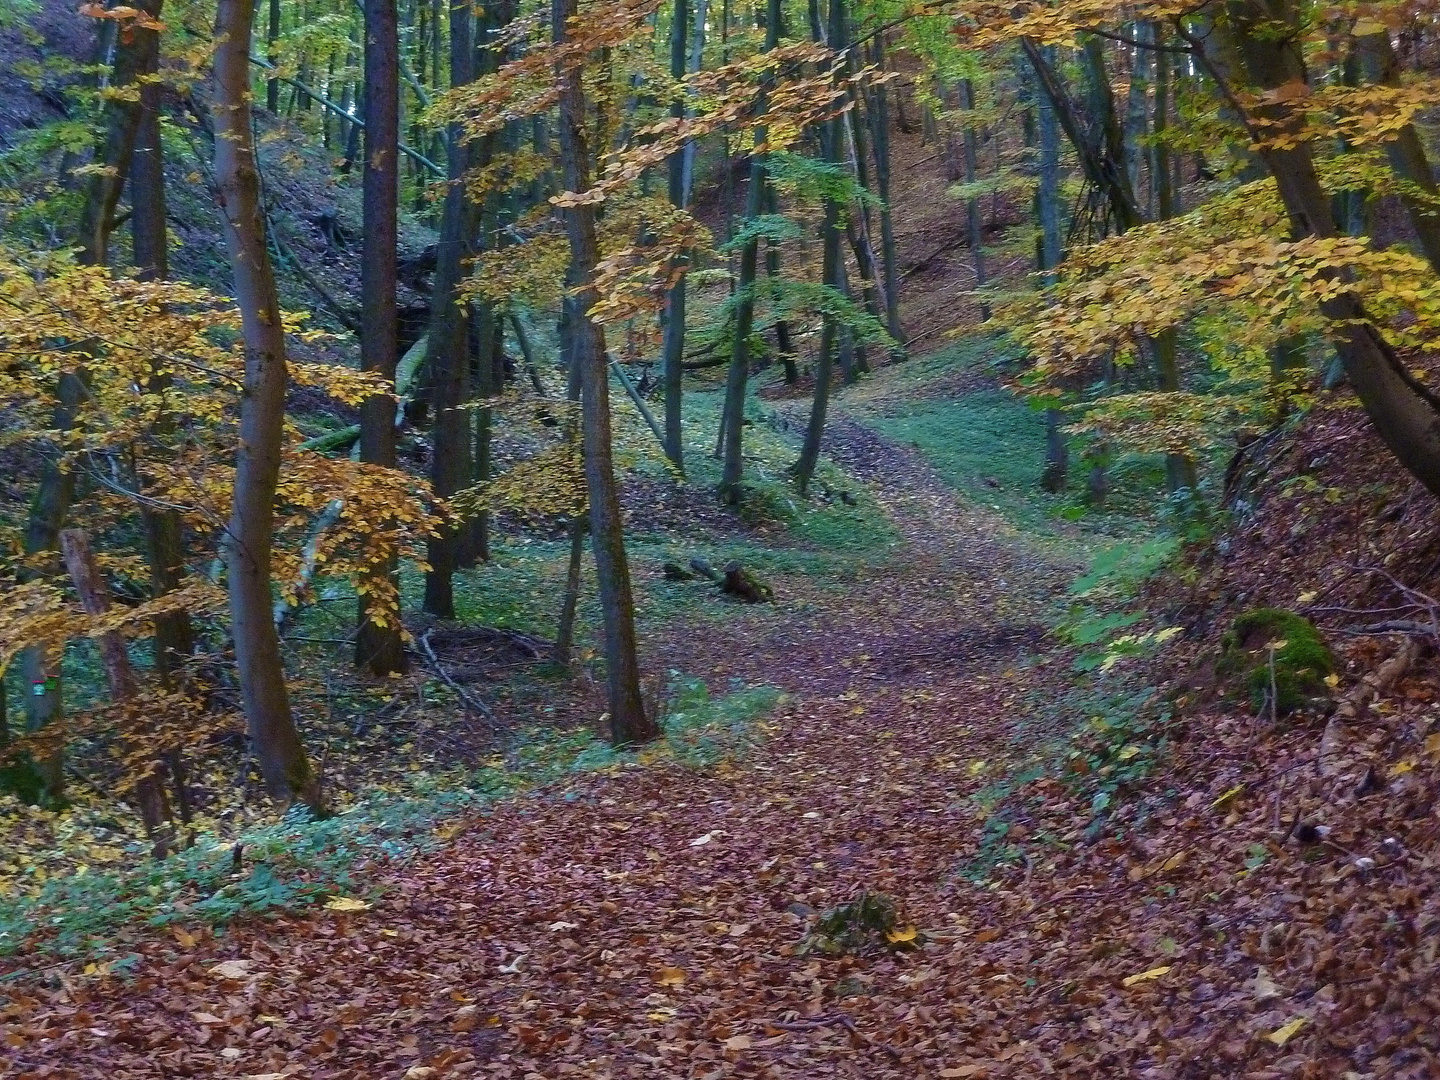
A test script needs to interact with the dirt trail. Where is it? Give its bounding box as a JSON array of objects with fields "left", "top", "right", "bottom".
[{"left": 1, "top": 419, "right": 1153, "bottom": 1079}]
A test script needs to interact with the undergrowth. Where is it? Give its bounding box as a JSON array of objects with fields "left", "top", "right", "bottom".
[{"left": 0, "top": 677, "right": 780, "bottom": 973}]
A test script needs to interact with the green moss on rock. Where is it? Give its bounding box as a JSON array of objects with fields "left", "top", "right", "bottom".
[{"left": 1220, "top": 608, "right": 1334, "bottom": 714}]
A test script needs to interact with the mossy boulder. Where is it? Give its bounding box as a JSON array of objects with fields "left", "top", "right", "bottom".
[{"left": 1219, "top": 608, "right": 1334, "bottom": 714}]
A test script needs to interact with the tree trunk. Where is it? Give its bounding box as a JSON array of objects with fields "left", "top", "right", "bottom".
[
  {"left": 60, "top": 529, "right": 173, "bottom": 853},
  {"left": 717, "top": 0, "right": 783, "bottom": 504},
  {"left": 423, "top": 0, "right": 476, "bottom": 617},
  {"left": 960, "top": 78, "right": 989, "bottom": 320},
  {"left": 554, "top": 0, "right": 656, "bottom": 745},
  {"left": 659, "top": 0, "right": 688, "bottom": 473},
  {"left": 356, "top": 0, "right": 407, "bottom": 675},
  {"left": 763, "top": 182, "right": 797, "bottom": 383},
  {"left": 1354, "top": 27, "right": 1440, "bottom": 276},
  {"left": 267, "top": 0, "right": 281, "bottom": 112},
  {"left": 77, "top": 0, "right": 164, "bottom": 267},
  {"left": 791, "top": 0, "right": 844, "bottom": 493},
  {"left": 1124, "top": 22, "right": 1151, "bottom": 212},
  {"left": 1211, "top": 0, "right": 1440, "bottom": 498},
  {"left": 213, "top": 0, "right": 325, "bottom": 815},
  {"left": 867, "top": 35, "right": 903, "bottom": 346}
]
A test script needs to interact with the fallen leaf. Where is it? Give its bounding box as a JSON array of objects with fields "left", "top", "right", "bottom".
[
  {"left": 885, "top": 925, "right": 918, "bottom": 944},
  {"left": 940, "top": 1066, "right": 988, "bottom": 1078},
  {"left": 1265, "top": 1016, "right": 1307, "bottom": 1046},
  {"left": 172, "top": 926, "right": 198, "bottom": 949},
  {"left": 1117, "top": 744, "right": 1142, "bottom": 761},
  {"left": 723, "top": 1034, "right": 752, "bottom": 1050},
  {"left": 209, "top": 960, "right": 255, "bottom": 980},
  {"left": 1159, "top": 850, "right": 1188, "bottom": 873},
  {"left": 1211, "top": 784, "right": 1244, "bottom": 810},
  {"left": 1122, "top": 965, "right": 1171, "bottom": 987},
  {"left": 688, "top": 831, "right": 717, "bottom": 847},
  {"left": 324, "top": 896, "right": 371, "bottom": 912},
  {"left": 654, "top": 966, "right": 686, "bottom": 987},
  {"left": 1251, "top": 968, "right": 1282, "bottom": 1002}
]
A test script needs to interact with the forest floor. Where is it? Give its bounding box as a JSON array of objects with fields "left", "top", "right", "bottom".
[{"left": 9, "top": 342, "right": 1440, "bottom": 1080}]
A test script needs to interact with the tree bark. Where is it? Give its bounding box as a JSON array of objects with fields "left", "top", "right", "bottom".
[
  {"left": 60, "top": 529, "right": 173, "bottom": 852},
  {"left": 423, "top": 0, "right": 476, "bottom": 617},
  {"left": 77, "top": 0, "right": 164, "bottom": 267},
  {"left": 554, "top": 0, "right": 656, "bottom": 745},
  {"left": 1206, "top": 0, "right": 1440, "bottom": 498},
  {"left": 1354, "top": 27, "right": 1440, "bottom": 276},
  {"left": 867, "top": 35, "right": 903, "bottom": 346},
  {"left": 213, "top": 0, "right": 325, "bottom": 815},
  {"left": 659, "top": 0, "right": 688, "bottom": 473},
  {"left": 356, "top": 0, "right": 407, "bottom": 674},
  {"left": 959, "top": 78, "right": 990, "bottom": 320},
  {"left": 717, "top": 0, "right": 783, "bottom": 504}
]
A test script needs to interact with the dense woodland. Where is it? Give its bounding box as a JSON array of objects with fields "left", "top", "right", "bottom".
[{"left": 6, "top": 0, "right": 1440, "bottom": 1075}]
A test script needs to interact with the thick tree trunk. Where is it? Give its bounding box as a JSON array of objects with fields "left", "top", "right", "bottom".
[
  {"left": 423, "top": 0, "right": 476, "bottom": 617},
  {"left": 213, "top": 0, "right": 325, "bottom": 815},
  {"left": 554, "top": 0, "right": 656, "bottom": 745},
  {"left": 77, "top": 0, "right": 164, "bottom": 267},
  {"left": 1211, "top": 0, "right": 1440, "bottom": 498},
  {"left": 356, "top": 0, "right": 407, "bottom": 674}
]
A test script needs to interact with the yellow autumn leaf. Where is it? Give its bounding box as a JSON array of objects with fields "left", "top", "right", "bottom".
[
  {"left": 654, "top": 966, "right": 686, "bottom": 987},
  {"left": 1265, "top": 1016, "right": 1308, "bottom": 1046},
  {"left": 1391, "top": 759, "right": 1416, "bottom": 777},
  {"left": 1117, "top": 745, "right": 1142, "bottom": 762},
  {"left": 1297, "top": 590, "right": 1317, "bottom": 603},
  {"left": 325, "top": 896, "right": 372, "bottom": 912},
  {"left": 1211, "top": 784, "right": 1244, "bottom": 810},
  {"left": 885, "top": 925, "right": 918, "bottom": 944},
  {"left": 1159, "top": 850, "right": 1188, "bottom": 873},
  {"left": 1323, "top": 673, "right": 1340, "bottom": 689},
  {"left": 1122, "top": 965, "right": 1172, "bottom": 987}
]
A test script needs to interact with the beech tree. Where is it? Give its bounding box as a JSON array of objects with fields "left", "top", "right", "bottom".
[{"left": 213, "top": 0, "right": 326, "bottom": 814}]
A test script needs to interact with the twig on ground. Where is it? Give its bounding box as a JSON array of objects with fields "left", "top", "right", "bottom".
[{"left": 419, "top": 629, "right": 499, "bottom": 728}]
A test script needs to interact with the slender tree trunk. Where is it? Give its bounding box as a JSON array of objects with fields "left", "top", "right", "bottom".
[
  {"left": 763, "top": 182, "right": 797, "bottom": 382},
  {"left": 423, "top": 0, "right": 475, "bottom": 617},
  {"left": 867, "top": 35, "right": 903, "bottom": 346},
  {"left": 792, "top": 138, "right": 841, "bottom": 494},
  {"left": 1124, "top": 23, "right": 1151, "bottom": 212},
  {"left": 267, "top": 0, "right": 281, "bottom": 112},
  {"left": 61, "top": 529, "right": 174, "bottom": 853},
  {"left": 660, "top": 0, "right": 689, "bottom": 473},
  {"left": 355, "top": 0, "right": 407, "bottom": 674},
  {"left": 1354, "top": 27, "right": 1440, "bottom": 275},
  {"left": 77, "top": 0, "right": 164, "bottom": 267},
  {"left": 959, "top": 78, "right": 989, "bottom": 320},
  {"left": 718, "top": 0, "right": 784, "bottom": 503},
  {"left": 17, "top": 371, "right": 87, "bottom": 805},
  {"left": 1036, "top": 44, "right": 1068, "bottom": 492},
  {"left": 554, "top": 0, "right": 656, "bottom": 745},
  {"left": 213, "top": 0, "right": 325, "bottom": 815}
]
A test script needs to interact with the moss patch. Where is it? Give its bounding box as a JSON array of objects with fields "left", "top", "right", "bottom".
[{"left": 1220, "top": 608, "right": 1334, "bottom": 714}]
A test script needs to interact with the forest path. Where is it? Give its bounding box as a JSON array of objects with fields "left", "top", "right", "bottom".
[{"left": 14, "top": 413, "right": 1109, "bottom": 1080}]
